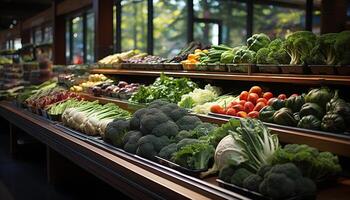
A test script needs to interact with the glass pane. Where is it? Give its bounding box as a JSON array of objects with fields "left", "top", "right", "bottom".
[
  {"left": 113, "top": 5, "right": 117, "bottom": 50},
  {"left": 71, "top": 16, "right": 84, "bottom": 64},
  {"left": 65, "top": 20, "right": 70, "bottom": 63},
  {"left": 253, "top": 4, "right": 305, "bottom": 38},
  {"left": 153, "top": 0, "right": 187, "bottom": 57},
  {"left": 14, "top": 38, "right": 22, "bottom": 50},
  {"left": 86, "top": 11, "right": 95, "bottom": 63},
  {"left": 44, "top": 26, "right": 53, "bottom": 43},
  {"left": 34, "top": 28, "right": 42, "bottom": 44},
  {"left": 121, "top": 0, "right": 147, "bottom": 52},
  {"left": 194, "top": 22, "right": 219, "bottom": 45},
  {"left": 193, "top": 0, "right": 246, "bottom": 46}
]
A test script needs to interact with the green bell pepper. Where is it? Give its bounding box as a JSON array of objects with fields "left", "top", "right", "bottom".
[
  {"left": 273, "top": 107, "right": 297, "bottom": 126},
  {"left": 299, "top": 103, "right": 325, "bottom": 119},
  {"left": 286, "top": 95, "right": 305, "bottom": 112},
  {"left": 270, "top": 98, "right": 286, "bottom": 110},
  {"left": 297, "top": 115, "right": 321, "bottom": 130},
  {"left": 259, "top": 106, "right": 275, "bottom": 123},
  {"left": 321, "top": 112, "right": 346, "bottom": 133}
]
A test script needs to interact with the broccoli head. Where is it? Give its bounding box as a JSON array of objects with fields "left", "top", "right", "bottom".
[
  {"left": 159, "top": 103, "right": 179, "bottom": 114},
  {"left": 335, "top": 31, "right": 350, "bottom": 65},
  {"left": 257, "top": 165, "right": 272, "bottom": 178},
  {"left": 219, "top": 165, "right": 236, "bottom": 183},
  {"left": 158, "top": 143, "right": 177, "bottom": 160},
  {"left": 176, "top": 115, "right": 202, "bottom": 131},
  {"left": 171, "top": 142, "right": 215, "bottom": 170},
  {"left": 192, "top": 122, "right": 218, "bottom": 138},
  {"left": 230, "top": 168, "right": 253, "bottom": 187},
  {"left": 173, "top": 130, "right": 194, "bottom": 143},
  {"left": 256, "top": 48, "right": 270, "bottom": 64},
  {"left": 233, "top": 49, "right": 256, "bottom": 64},
  {"left": 136, "top": 135, "right": 170, "bottom": 160},
  {"left": 283, "top": 31, "right": 316, "bottom": 65},
  {"left": 259, "top": 163, "right": 316, "bottom": 199},
  {"left": 123, "top": 130, "right": 143, "bottom": 153},
  {"left": 168, "top": 107, "right": 188, "bottom": 121},
  {"left": 271, "top": 144, "right": 341, "bottom": 181},
  {"left": 130, "top": 108, "right": 148, "bottom": 130},
  {"left": 267, "top": 39, "right": 290, "bottom": 64},
  {"left": 104, "top": 119, "right": 130, "bottom": 147},
  {"left": 247, "top": 33, "right": 271, "bottom": 52},
  {"left": 151, "top": 120, "right": 179, "bottom": 138},
  {"left": 242, "top": 174, "right": 263, "bottom": 192},
  {"left": 139, "top": 110, "right": 169, "bottom": 134}
]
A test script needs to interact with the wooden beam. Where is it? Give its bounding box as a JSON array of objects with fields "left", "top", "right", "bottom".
[
  {"left": 321, "top": 0, "right": 347, "bottom": 33},
  {"left": 52, "top": 1, "right": 66, "bottom": 64},
  {"left": 57, "top": 0, "right": 92, "bottom": 16},
  {"left": 93, "top": 0, "right": 114, "bottom": 60}
]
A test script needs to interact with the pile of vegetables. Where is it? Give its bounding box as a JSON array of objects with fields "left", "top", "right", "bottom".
[
  {"left": 47, "top": 99, "right": 85, "bottom": 115},
  {"left": 17, "top": 80, "right": 57, "bottom": 103},
  {"left": 178, "top": 84, "right": 221, "bottom": 109},
  {"left": 97, "top": 50, "right": 137, "bottom": 67},
  {"left": 191, "top": 95, "right": 237, "bottom": 115},
  {"left": 103, "top": 100, "right": 217, "bottom": 170},
  {"left": 167, "top": 41, "right": 203, "bottom": 63},
  {"left": 90, "top": 81, "right": 140, "bottom": 100},
  {"left": 210, "top": 86, "right": 285, "bottom": 119},
  {"left": 62, "top": 101, "right": 131, "bottom": 136},
  {"left": 129, "top": 73, "right": 197, "bottom": 104},
  {"left": 259, "top": 87, "right": 350, "bottom": 133},
  {"left": 70, "top": 74, "right": 111, "bottom": 92}
]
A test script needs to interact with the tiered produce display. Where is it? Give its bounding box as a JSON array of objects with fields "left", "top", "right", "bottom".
[{"left": 3, "top": 30, "right": 350, "bottom": 200}]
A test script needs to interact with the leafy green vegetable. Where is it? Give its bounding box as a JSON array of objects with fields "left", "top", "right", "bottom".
[
  {"left": 130, "top": 73, "right": 197, "bottom": 104},
  {"left": 271, "top": 144, "right": 342, "bottom": 182}
]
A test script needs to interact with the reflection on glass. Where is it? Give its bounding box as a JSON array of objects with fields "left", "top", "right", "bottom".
[
  {"left": 121, "top": 0, "right": 147, "bottom": 52},
  {"left": 35, "top": 28, "right": 42, "bottom": 44},
  {"left": 194, "top": 22, "right": 219, "bottom": 45},
  {"left": 65, "top": 20, "right": 70, "bottom": 63},
  {"left": 153, "top": 0, "right": 187, "bottom": 57},
  {"left": 253, "top": 5, "right": 305, "bottom": 38},
  {"left": 72, "top": 16, "right": 84, "bottom": 64},
  {"left": 86, "top": 12, "right": 95, "bottom": 63},
  {"left": 193, "top": 0, "right": 246, "bottom": 46},
  {"left": 14, "top": 38, "right": 22, "bottom": 50},
  {"left": 44, "top": 26, "right": 53, "bottom": 43}
]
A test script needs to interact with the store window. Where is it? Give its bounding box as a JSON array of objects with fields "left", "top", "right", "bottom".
[
  {"left": 86, "top": 12, "right": 95, "bottom": 63},
  {"left": 43, "top": 25, "right": 53, "bottom": 43},
  {"left": 253, "top": 4, "right": 305, "bottom": 38},
  {"left": 193, "top": 0, "right": 247, "bottom": 46},
  {"left": 66, "top": 10, "right": 95, "bottom": 64},
  {"left": 14, "top": 38, "right": 22, "bottom": 50},
  {"left": 153, "top": 0, "right": 187, "bottom": 57},
  {"left": 121, "top": 0, "right": 147, "bottom": 53},
  {"left": 71, "top": 16, "right": 84, "bottom": 64},
  {"left": 34, "top": 27, "right": 43, "bottom": 44}
]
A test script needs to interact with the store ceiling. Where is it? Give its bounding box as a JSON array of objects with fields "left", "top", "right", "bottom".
[{"left": 0, "top": 0, "right": 52, "bottom": 31}]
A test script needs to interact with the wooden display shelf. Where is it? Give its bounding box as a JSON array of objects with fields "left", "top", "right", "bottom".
[
  {"left": 1, "top": 102, "right": 350, "bottom": 200},
  {"left": 0, "top": 101, "right": 245, "bottom": 200},
  {"left": 79, "top": 93, "right": 350, "bottom": 158},
  {"left": 90, "top": 69, "right": 350, "bottom": 85}
]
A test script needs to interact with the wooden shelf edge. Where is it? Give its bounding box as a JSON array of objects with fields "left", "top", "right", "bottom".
[{"left": 90, "top": 69, "right": 350, "bottom": 85}]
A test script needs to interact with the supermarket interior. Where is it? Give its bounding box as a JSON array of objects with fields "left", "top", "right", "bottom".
[{"left": 1, "top": 0, "right": 350, "bottom": 199}]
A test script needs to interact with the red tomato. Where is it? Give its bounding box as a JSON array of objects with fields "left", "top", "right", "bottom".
[
  {"left": 247, "top": 93, "right": 259, "bottom": 104},
  {"left": 226, "top": 108, "right": 237, "bottom": 116},
  {"left": 248, "top": 111, "right": 259, "bottom": 118},
  {"left": 237, "top": 111, "right": 248, "bottom": 118},
  {"left": 233, "top": 104, "right": 244, "bottom": 111},
  {"left": 267, "top": 97, "right": 277, "bottom": 106},
  {"left": 244, "top": 101, "right": 255, "bottom": 113},
  {"left": 263, "top": 92, "right": 273, "bottom": 100},
  {"left": 254, "top": 102, "right": 266, "bottom": 112},
  {"left": 256, "top": 98, "right": 268, "bottom": 105},
  {"left": 249, "top": 86, "right": 262, "bottom": 96},
  {"left": 290, "top": 93, "right": 298, "bottom": 97},
  {"left": 228, "top": 101, "right": 239, "bottom": 108},
  {"left": 210, "top": 105, "right": 223, "bottom": 113},
  {"left": 278, "top": 94, "right": 287, "bottom": 100},
  {"left": 239, "top": 100, "right": 247, "bottom": 106},
  {"left": 239, "top": 91, "right": 249, "bottom": 101}
]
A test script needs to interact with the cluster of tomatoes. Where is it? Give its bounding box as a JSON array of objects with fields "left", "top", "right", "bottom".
[{"left": 210, "top": 86, "right": 287, "bottom": 118}]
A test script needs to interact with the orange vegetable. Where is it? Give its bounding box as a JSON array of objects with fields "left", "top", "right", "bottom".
[
  {"left": 248, "top": 111, "right": 259, "bottom": 118},
  {"left": 237, "top": 111, "right": 248, "bottom": 118},
  {"left": 239, "top": 91, "right": 249, "bottom": 101},
  {"left": 247, "top": 93, "right": 259, "bottom": 104},
  {"left": 254, "top": 102, "right": 266, "bottom": 112},
  {"left": 249, "top": 86, "right": 262, "bottom": 96}
]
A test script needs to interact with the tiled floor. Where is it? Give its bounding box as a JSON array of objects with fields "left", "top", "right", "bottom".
[{"left": 0, "top": 126, "right": 131, "bottom": 200}]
